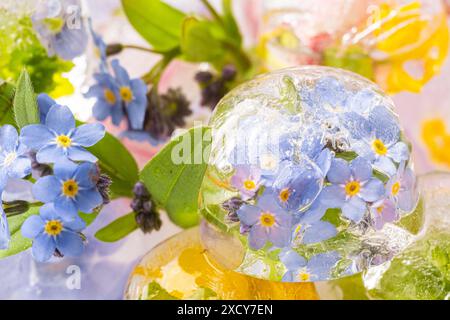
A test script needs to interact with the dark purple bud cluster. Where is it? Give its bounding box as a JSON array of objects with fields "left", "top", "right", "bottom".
[
  {"left": 131, "top": 182, "right": 162, "bottom": 234},
  {"left": 195, "top": 64, "right": 237, "bottom": 109}
]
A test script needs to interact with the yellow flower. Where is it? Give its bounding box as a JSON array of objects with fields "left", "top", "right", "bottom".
[
  {"left": 370, "top": 1, "right": 449, "bottom": 94},
  {"left": 421, "top": 118, "right": 450, "bottom": 167}
]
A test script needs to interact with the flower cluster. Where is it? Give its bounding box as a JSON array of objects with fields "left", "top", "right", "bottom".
[
  {"left": 0, "top": 96, "right": 106, "bottom": 262},
  {"left": 219, "top": 75, "right": 418, "bottom": 281},
  {"left": 85, "top": 25, "right": 192, "bottom": 145}
]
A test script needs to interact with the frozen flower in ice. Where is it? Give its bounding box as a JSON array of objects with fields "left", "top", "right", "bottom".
[
  {"left": 0, "top": 125, "right": 32, "bottom": 189},
  {"left": 301, "top": 77, "right": 377, "bottom": 117},
  {"left": 370, "top": 198, "right": 398, "bottom": 230},
  {"left": 386, "top": 161, "right": 417, "bottom": 213},
  {"left": 21, "top": 203, "right": 85, "bottom": 262},
  {"left": 272, "top": 159, "right": 323, "bottom": 212},
  {"left": 20, "top": 105, "right": 105, "bottom": 164},
  {"left": 343, "top": 106, "right": 409, "bottom": 176},
  {"left": 237, "top": 189, "right": 292, "bottom": 250},
  {"left": 297, "top": 128, "right": 333, "bottom": 176},
  {"left": 32, "top": 160, "right": 103, "bottom": 217},
  {"left": 230, "top": 165, "right": 261, "bottom": 200},
  {"left": 280, "top": 250, "right": 340, "bottom": 282},
  {"left": 32, "top": 0, "right": 88, "bottom": 60},
  {"left": 323, "top": 157, "right": 385, "bottom": 222},
  {"left": 111, "top": 59, "right": 147, "bottom": 130},
  {"left": 85, "top": 72, "right": 122, "bottom": 125}
]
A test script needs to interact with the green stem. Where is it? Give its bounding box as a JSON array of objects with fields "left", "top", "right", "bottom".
[
  {"left": 121, "top": 44, "right": 165, "bottom": 55},
  {"left": 141, "top": 47, "right": 181, "bottom": 85},
  {"left": 200, "top": 0, "right": 224, "bottom": 26},
  {"left": 223, "top": 41, "right": 252, "bottom": 72}
]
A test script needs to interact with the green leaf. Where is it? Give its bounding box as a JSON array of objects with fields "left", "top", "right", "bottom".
[
  {"left": 140, "top": 126, "right": 212, "bottom": 228},
  {"left": 146, "top": 281, "right": 180, "bottom": 300},
  {"left": 0, "top": 80, "right": 16, "bottom": 126},
  {"left": 12, "top": 69, "right": 39, "bottom": 128},
  {"left": 95, "top": 212, "right": 138, "bottom": 242},
  {"left": 121, "top": 0, "right": 185, "bottom": 52},
  {"left": 323, "top": 46, "right": 375, "bottom": 80},
  {"left": 335, "top": 151, "right": 358, "bottom": 162},
  {"left": 222, "top": 0, "right": 242, "bottom": 46},
  {"left": 79, "top": 210, "right": 100, "bottom": 227},
  {"left": 87, "top": 131, "right": 139, "bottom": 198},
  {"left": 0, "top": 206, "right": 39, "bottom": 259},
  {"left": 180, "top": 17, "right": 226, "bottom": 63},
  {"left": 279, "top": 75, "right": 301, "bottom": 114}
]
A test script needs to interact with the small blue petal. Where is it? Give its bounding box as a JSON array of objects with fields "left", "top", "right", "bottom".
[
  {"left": 0, "top": 125, "right": 18, "bottom": 152},
  {"left": 341, "top": 197, "right": 366, "bottom": 222},
  {"left": 76, "top": 189, "right": 102, "bottom": 213},
  {"left": 248, "top": 226, "right": 267, "bottom": 250},
  {"left": 20, "top": 124, "right": 54, "bottom": 150},
  {"left": 307, "top": 251, "right": 340, "bottom": 280},
  {"left": 21, "top": 215, "right": 44, "bottom": 239},
  {"left": 56, "top": 231, "right": 84, "bottom": 257},
  {"left": 302, "top": 221, "right": 337, "bottom": 244},
  {"left": 54, "top": 196, "right": 78, "bottom": 217},
  {"left": 53, "top": 160, "right": 78, "bottom": 181},
  {"left": 388, "top": 142, "right": 409, "bottom": 163},
  {"left": 111, "top": 59, "right": 131, "bottom": 85},
  {"left": 360, "top": 179, "right": 385, "bottom": 202},
  {"left": 373, "top": 156, "right": 397, "bottom": 176},
  {"left": 36, "top": 144, "right": 67, "bottom": 164},
  {"left": 327, "top": 158, "right": 351, "bottom": 184},
  {"left": 350, "top": 157, "right": 372, "bottom": 182},
  {"left": 45, "top": 105, "right": 75, "bottom": 134},
  {"left": 71, "top": 123, "right": 105, "bottom": 147},
  {"left": 37, "top": 94, "right": 56, "bottom": 123},
  {"left": 73, "top": 162, "right": 97, "bottom": 188},
  {"left": 280, "top": 250, "right": 306, "bottom": 270},
  {"left": 32, "top": 176, "right": 61, "bottom": 203},
  {"left": 32, "top": 234, "right": 56, "bottom": 262},
  {"left": 67, "top": 146, "right": 98, "bottom": 163},
  {"left": 237, "top": 205, "right": 260, "bottom": 226},
  {"left": 369, "top": 106, "right": 400, "bottom": 145}
]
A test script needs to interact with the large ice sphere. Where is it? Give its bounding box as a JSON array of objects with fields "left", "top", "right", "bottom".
[{"left": 199, "top": 66, "right": 420, "bottom": 282}]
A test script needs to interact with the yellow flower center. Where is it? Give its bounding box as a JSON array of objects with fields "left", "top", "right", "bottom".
[
  {"left": 279, "top": 188, "right": 291, "bottom": 203},
  {"left": 376, "top": 205, "right": 384, "bottom": 215},
  {"left": 297, "top": 270, "right": 311, "bottom": 282},
  {"left": 243, "top": 179, "right": 256, "bottom": 191},
  {"left": 3, "top": 152, "right": 17, "bottom": 166},
  {"left": 345, "top": 181, "right": 361, "bottom": 197},
  {"left": 44, "top": 220, "right": 63, "bottom": 236},
  {"left": 43, "top": 17, "right": 65, "bottom": 34},
  {"left": 56, "top": 135, "right": 72, "bottom": 148},
  {"left": 372, "top": 139, "right": 388, "bottom": 156},
  {"left": 421, "top": 118, "right": 450, "bottom": 168},
  {"left": 391, "top": 181, "right": 401, "bottom": 196},
  {"left": 104, "top": 88, "right": 117, "bottom": 105},
  {"left": 120, "top": 86, "right": 133, "bottom": 103},
  {"left": 259, "top": 212, "right": 276, "bottom": 227},
  {"left": 62, "top": 179, "right": 79, "bottom": 198}
]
